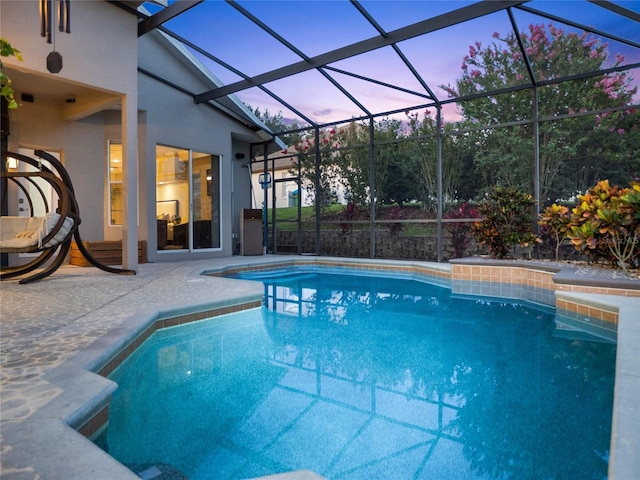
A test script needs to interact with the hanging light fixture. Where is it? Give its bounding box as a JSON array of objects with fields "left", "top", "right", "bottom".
[{"left": 40, "top": 0, "right": 70, "bottom": 74}]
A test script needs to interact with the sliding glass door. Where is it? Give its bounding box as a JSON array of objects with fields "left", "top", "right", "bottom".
[
  {"left": 156, "top": 145, "right": 220, "bottom": 251},
  {"left": 192, "top": 151, "right": 220, "bottom": 249}
]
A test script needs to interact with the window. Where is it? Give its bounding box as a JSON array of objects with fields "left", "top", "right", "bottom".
[
  {"left": 156, "top": 145, "right": 221, "bottom": 251},
  {"left": 108, "top": 142, "right": 123, "bottom": 225}
]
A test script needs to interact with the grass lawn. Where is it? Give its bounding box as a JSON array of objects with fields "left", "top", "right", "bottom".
[
  {"left": 270, "top": 204, "right": 437, "bottom": 234},
  {"left": 269, "top": 204, "right": 342, "bottom": 222}
]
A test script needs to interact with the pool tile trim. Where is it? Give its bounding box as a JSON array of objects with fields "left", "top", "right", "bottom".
[
  {"left": 72, "top": 298, "right": 262, "bottom": 445},
  {"left": 78, "top": 299, "right": 265, "bottom": 441},
  {"left": 95, "top": 300, "right": 263, "bottom": 379},
  {"left": 450, "top": 260, "right": 640, "bottom": 335},
  {"left": 208, "top": 257, "right": 637, "bottom": 333}
]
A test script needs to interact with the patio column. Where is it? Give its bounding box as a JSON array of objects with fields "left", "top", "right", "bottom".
[
  {"left": 436, "top": 105, "right": 443, "bottom": 263},
  {"left": 263, "top": 142, "right": 269, "bottom": 253},
  {"left": 314, "top": 126, "right": 321, "bottom": 255},
  {"left": 369, "top": 117, "right": 375, "bottom": 258},
  {"left": 533, "top": 85, "right": 541, "bottom": 221},
  {"left": 121, "top": 93, "right": 138, "bottom": 272}
]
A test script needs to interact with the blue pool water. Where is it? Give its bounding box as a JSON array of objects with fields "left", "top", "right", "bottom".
[{"left": 98, "top": 269, "right": 616, "bottom": 479}]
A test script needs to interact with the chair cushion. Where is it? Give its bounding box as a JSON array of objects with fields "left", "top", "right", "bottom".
[{"left": 0, "top": 213, "right": 74, "bottom": 249}]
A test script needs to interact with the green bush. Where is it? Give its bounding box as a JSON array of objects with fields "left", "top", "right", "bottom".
[
  {"left": 538, "top": 203, "right": 572, "bottom": 261},
  {"left": 444, "top": 202, "right": 480, "bottom": 258},
  {"left": 472, "top": 186, "right": 537, "bottom": 259},
  {"left": 565, "top": 180, "right": 639, "bottom": 273}
]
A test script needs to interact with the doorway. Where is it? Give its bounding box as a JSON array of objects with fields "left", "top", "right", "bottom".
[
  {"left": 14, "top": 148, "right": 61, "bottom": 258},
  {"left": 155, "top": 145, "right": 221, "bottom": 252}
]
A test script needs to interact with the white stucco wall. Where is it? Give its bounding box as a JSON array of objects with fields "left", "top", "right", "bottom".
[
  {"left": 1, "top": 1, "right": 138, "bottom": 94},
  {"left": 1, "top": 1, "right": 138, "bottom": 246},
  {"left": 231, "top": 139, "right": 253, "bottom": 241},
  {"left": 2, "top": 1, "right": 265, "bottom": 265},
  {"left": 137, "top": 31, "right": 264, "bottom": 261}
]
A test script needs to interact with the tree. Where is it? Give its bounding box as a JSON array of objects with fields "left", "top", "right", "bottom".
[
  {"left": 290, "top": 127, "right": 344, "bottom": 211},
  {"left": 331, "top": 121, "right": 371, "bottom": 207},
  {"left": 404, "top": 110, "right": 438, "bottom": 209},
  {"left": 404, "top": 110, "right": 475, "bottom": 209},
  {"left": 246, "top": 106, "right": 303, "bottom": 147},
  {"left": 373, "top": 117, "right": 409, "bottom": 206},
  {"left": 442, "top": 24, "right": 638, "bottom": 203},
  {"left": 559, "top": 108, "right": 640, "bottom": 198}
]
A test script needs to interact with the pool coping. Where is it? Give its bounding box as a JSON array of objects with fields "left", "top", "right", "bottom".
[{"left": 1, "top": 256, "right": 638, "bottom": 479}]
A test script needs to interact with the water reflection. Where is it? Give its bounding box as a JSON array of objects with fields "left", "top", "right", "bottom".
[
  {"left": 259, "top": 273, "right": 615, "bottom": 479},
  {"left": 104, "top": 272, "right": 615, "bottom": 480}
]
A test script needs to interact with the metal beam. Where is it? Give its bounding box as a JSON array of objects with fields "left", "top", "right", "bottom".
[
  {"left": 138, "top": 0, "right": 203, "bottom": 37},
  {"left": 228, "top": 0, "right": 370, "bottom": 122},
  {"left": 508, "top": 8, "right": 537, "bottom": 85},
  {"left": 351, "top": 0, "right": 440, "bottom": 103},
  {"left": 195, "top": 0, "right": 527, "bottom": 103},
  {"left": 255, "top": 86, "right": 316, "bottom": 127},
  {"left": 137, "top": 67, "right": 267, "bottom": 132},
  {"left": 148, "top": 23, "right": 317, "bottom": 126},
  {"left": 323, "top": 66, "right": 433, "bottom": 100},
  {"left": 226, "top": 0, "right": 308, "bottom": 60},
  {"left": 588, "top": 0, "right": 640, "bottom": 23},
  {"left": 516, "top": 4, "right": 640, "bottom": 49}
]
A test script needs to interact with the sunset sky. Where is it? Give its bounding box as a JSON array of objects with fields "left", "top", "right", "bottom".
[{"left": 152, "top": 0, "right": 640, "bottom": 126}]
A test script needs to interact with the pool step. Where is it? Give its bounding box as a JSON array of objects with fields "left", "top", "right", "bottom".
[
  {"left": 138, "top": 466, "right": 162, "bottom": 480},
  {"left": 129, "top": 463, "right": 187, "bottom": 480}
]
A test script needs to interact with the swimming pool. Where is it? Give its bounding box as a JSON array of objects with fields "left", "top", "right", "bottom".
[{"left": 97, "top": 267, "right": 616, "bottom": 479}]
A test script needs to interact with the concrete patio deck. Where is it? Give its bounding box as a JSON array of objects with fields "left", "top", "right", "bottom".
[{"left": 0, "top": 256, "right": 638, "bottom": 479}]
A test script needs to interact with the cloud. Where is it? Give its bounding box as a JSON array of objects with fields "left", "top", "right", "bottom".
[{"left": 312, "top": 108, "right": 334, "bottom": 118}]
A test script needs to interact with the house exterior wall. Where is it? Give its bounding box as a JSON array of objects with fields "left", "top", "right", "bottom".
[
  {"left": 2, "top": 1, "right": 264, "bottom": 266},
  {"left": 137, "top": 31, "right": 263, "bottom": 262},
  {"left": 231, "top": 139, "right": 252, "bottom": 242},
  {"left": 1, "top": 0, "right": 138, "bottom": 248},
  {"left": 1, "top": 1, "right": 137, "bottom": 94}
]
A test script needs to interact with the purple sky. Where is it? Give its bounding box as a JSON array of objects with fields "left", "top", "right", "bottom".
[{"left": 159, "top": 0, "right": 640, "bottom": 126}]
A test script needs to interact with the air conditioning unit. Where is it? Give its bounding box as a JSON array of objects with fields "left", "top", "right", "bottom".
[{"left": 240, "top": 209, "right": 263, "bottom": 255}]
